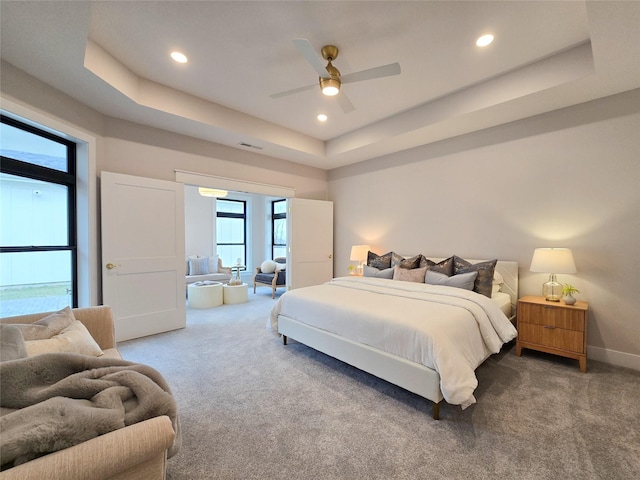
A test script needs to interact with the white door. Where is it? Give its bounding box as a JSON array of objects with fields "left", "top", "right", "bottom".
[
  {"left": 287, "top": 198, "right": 333, "bottom": 289},
  {"left": 101, "top": 171, "right": 186, "bottom": 342}
]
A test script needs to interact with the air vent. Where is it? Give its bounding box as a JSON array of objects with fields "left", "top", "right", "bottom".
[{"left": 238, "top": 142, "right": 263, "bottom": 150}]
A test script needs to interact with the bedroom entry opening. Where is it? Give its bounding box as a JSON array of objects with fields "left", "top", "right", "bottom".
[{"left": 184, "top": 181, "right": 289, "bottom": 312}]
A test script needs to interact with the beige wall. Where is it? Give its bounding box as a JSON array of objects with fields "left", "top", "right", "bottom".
[
  {"left": 329, "top": 89, "right": 640, "bottom": 368},
  {"left": 0, "top": 62, "right": 328, "bottom": 201},
  {"left": 1, "top": 62, "right": 328, "bottom": 302},
  {"left": 100, "top": 117, "right": 328, "bottom": 200},
  {"left": 2, "top": 62, "right": 638, "bottom": 369}
]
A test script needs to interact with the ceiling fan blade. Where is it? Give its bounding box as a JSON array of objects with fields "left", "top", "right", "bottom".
[
  {"left": 337, "top": 91, "right": 355, "bottom": 114},
  {"left": 292, "top": 38, "right": 330, "bottom": 79},
  {"left": 270, "top": 83, "right": 317, "bottom": 99},
  {"left": 341, "top": 62, "right": 401, "bottom": 84}
]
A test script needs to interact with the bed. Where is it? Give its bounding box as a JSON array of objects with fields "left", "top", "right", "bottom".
[{"left": 269, "top": 257, "right": 518, "bottom": 419}]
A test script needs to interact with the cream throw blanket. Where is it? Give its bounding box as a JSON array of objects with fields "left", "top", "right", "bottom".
[{"left": 0, "top": 352, "right": 181, "bottom": 469}]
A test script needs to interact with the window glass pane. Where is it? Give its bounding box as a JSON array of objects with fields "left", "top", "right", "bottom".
[
  {"left": 0, "top": 251, "right": 72, "bottom": 316},
  {"left": 274, "top": 218, "right": 287, "bottom": 245},
  {"left": 216, "top": 199, "right": 244, "bottom": 214},
  {"left": 217, "top": 245, "right": 245, "bottom": 267},
  {"left": 216, "top": 217, "right": 244, "bottom": 243},
  {"left": 0, "top": 122, "right": 68, "bottom": 172},
  {"left": 0, "top": 173, "right": 69, "bottom": 247},
  {"left": 273, "top": 246, "right": 287, "bottom": 259},
  {"left": 273, "top": 200, "right": 286, "bottom": 215}
]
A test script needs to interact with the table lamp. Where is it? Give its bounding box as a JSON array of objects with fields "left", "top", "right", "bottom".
[
  {"left": 350, "top": 244, "right": 370, "bottom": 276},
  {"left": 530, "top": 248, "right": 576, "bottom": 302}
]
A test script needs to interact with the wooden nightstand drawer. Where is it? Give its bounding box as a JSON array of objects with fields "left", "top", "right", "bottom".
[
  {"left": 518, "top": 302, "right": 585, "bottom": 331},
  {"left": 516, "top": 295, "right": 589, "bottom": 372},
  {"left": 518, "top": 323, "right": 585, "bottom": 354}
]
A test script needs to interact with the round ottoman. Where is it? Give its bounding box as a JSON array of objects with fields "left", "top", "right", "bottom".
[
  {"left": 223, "top": 283, "right": 249, "bottom": 304},
  {"left": 188, "top": 282, "right": 223, "bottom": 308}
]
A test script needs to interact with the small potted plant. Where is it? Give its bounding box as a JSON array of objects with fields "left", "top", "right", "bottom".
[
  {"left": 348, "top": 265, "right": 356, "bottom": 276},
  {"left": 561, "top": 283, "right": 580, "bottom": 305}
]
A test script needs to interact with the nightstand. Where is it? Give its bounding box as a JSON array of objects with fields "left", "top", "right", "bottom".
[{"left": 516, "top": 295, "right": 588, "bottom": 372}]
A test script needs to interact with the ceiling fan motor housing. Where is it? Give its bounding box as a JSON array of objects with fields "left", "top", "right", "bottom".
[
  {"left": 321, "top": 45, "right": 339, "bottom": 61},
  {"left": 320, "top": 45, "right": 341, "bottom": 95}
]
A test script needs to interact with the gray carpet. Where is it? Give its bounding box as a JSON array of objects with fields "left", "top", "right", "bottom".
[{"left": 119, "top": 291, "right": 640, "bottom": 480}]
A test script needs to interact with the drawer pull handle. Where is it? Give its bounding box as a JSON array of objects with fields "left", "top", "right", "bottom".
[{"left": 543, "top": 325, "right": 556, "bottom": 329}]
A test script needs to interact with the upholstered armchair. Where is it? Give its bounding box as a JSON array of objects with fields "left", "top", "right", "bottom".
[{"left": 254, "top": 257, "right": 287, "bottom": 299}]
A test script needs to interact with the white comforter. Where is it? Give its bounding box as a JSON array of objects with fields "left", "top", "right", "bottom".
[{"left": 270, "top": 276, "right": 517, "bottom": 408}]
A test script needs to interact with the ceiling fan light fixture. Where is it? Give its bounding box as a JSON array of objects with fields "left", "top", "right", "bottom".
[{"left": 320, "top": 77, "right": 340, "bottom": 96}]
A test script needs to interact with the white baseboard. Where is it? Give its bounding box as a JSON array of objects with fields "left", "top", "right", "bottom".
[{"left": 587, "top": 345, "right": 640, "bottom": 371}]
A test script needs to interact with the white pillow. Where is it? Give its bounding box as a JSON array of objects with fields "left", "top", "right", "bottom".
[
  {"left": 275, "top": 262, "right": 286, "bottom": 271},
  {"left": 13, "top": 306, "right": 76, "bottom": 340},
  {"left": 208, "top": 255, "right": 219, "bottom": 273},
  {"left": 493, "top": 271, "right": 504, "bottom": 285},
  {"left": 189, "top": 257, "right": 209, "bottom": 275},
  {"left": 261, "top": 260, "right": 277, "bottom": 274},
  {"left": 492, "top": 284, "right": 501, "bottom": 295},
  {"left": 24, "top": 320, "right": 104, "bottom": 357}
]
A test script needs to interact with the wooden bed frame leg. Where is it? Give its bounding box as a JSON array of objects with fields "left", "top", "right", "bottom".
[
  {"left": 432, "top": 401, "right": 440, "bottom": 420},
  {"left": 282, "top": 335, "right": 287, "bottom": 345}
]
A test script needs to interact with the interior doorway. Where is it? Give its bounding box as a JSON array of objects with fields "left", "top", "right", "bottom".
[
  {"left": 177, "top": 170, "right": 334, "bottom": 312},
  {"left": 184, "top": 184, "right": 286, "bottom": 290}
]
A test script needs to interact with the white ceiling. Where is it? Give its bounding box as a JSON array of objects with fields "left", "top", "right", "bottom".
[{"left": 1, "top": 1, "right": 639, "bottom": 170}]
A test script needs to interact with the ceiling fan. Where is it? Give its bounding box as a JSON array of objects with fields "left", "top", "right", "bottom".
[{"left": 270, "top": 38, "right": 401, "bottom": 113}]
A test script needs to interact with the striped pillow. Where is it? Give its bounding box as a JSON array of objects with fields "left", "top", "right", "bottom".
[{"left": 189, "top": 257, "right": 209, "bottom": 275}]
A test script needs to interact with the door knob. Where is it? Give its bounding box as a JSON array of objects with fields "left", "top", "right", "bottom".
[
  {"left": 328, "top": 254, "right": 333, "bottom": 259},
  {"left": 106, "top": 263, "right": 118, "bottom": 270}
]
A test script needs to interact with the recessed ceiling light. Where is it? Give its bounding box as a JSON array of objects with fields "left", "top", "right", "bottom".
[
  {"left": 317, "top": 114, "right": 328, "bottom": 122},
  {"left": 476, "top": 34, "right": 494, "bottom": 47},
  {"left": 170, "top": 51, "right": 188, "bottom": 63}
]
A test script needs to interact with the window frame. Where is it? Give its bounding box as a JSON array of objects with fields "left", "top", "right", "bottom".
[
  {"left": 0, "top": 114, "right": 78, "bottom": 307},
  {"left": 216, "top": 198, "right": 247, "bottom": 266},
  {"left": 271, "top": 199, "right": 287, "bottom": 259}
]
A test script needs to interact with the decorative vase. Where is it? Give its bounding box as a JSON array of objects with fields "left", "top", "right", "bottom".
[{"left": 562, "top": 295, "right": 576, "bottom": 305}]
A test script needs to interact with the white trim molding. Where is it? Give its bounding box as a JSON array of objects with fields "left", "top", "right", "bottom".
[
  {"left": 587, "top": 345, "right": 640, "bottom": 372},
  {"left": 175, "top": 170, "right": 295, "bottom": 198},
  {"left": 0, "top": 95, "right": 99, "bottom": 307}
]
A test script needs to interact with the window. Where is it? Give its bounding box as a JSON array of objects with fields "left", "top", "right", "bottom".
[
  {"left": 272, "top": 199, "right": 287, "bottom": 259},
  {"left": 0, "top": 115, "right": 77, "bottom": 315},
  {"left": 216, "top": 199, "right": 246, "bottom": 266}
]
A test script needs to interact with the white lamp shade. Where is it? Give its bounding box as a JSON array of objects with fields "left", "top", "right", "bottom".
[
  {"left": 350, "top": 244, "right": 370, "bottom": 263},
  {"left": 530, "top": 248, "right": 576, "bottom": 273}
]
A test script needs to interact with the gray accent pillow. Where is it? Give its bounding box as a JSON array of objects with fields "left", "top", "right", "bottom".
[
  {"left": 425, "top": 270, "right": 478, "bottom": 291},
  {"left": 421, "top": 256, "right": 454, "bottom": 276},
  {"left": 0, "top": 324, "right": 28, "bottom": 361},
  {"left": 363, "top": 265, "right": 394, "bottom": 279},
  {"left": 367, "top": 251, "right": 393, "bottom": 270},
  {"left": 453, "top": 256, "right": 498, "bottom": 298}
]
